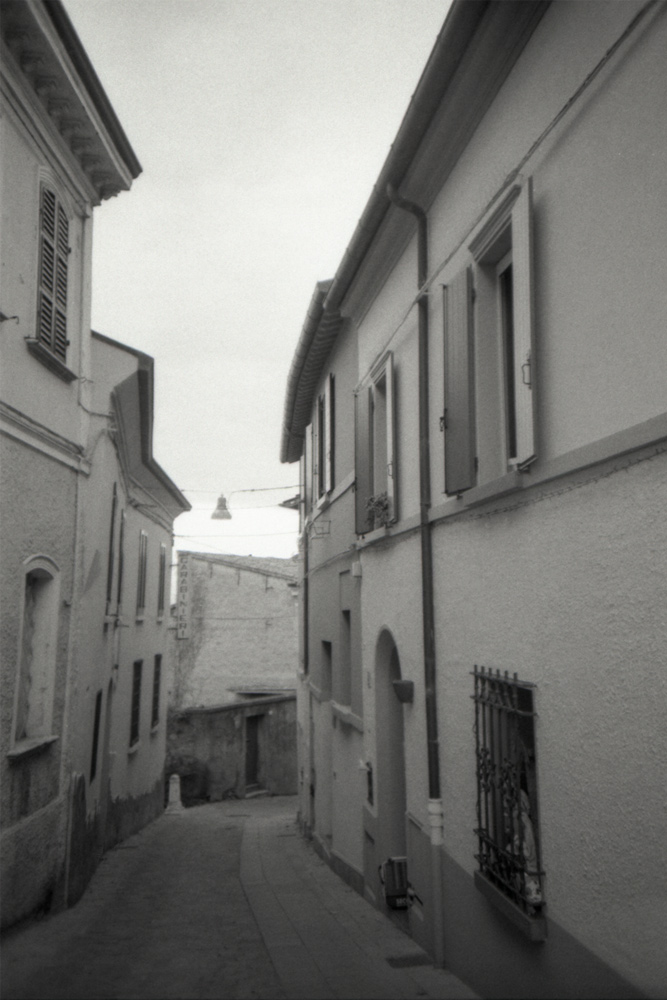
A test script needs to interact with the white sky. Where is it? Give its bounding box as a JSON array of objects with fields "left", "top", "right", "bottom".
[{"left": 64, "top": 0, "right": 451, "bottom": 558}]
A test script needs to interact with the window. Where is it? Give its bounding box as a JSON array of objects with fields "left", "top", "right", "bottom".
[
  {"left": 37, "top": 185, "right": 69, "bottom": 363},
  {"left": 157, "top": 543, "right": 167, "bottom": 617},
  {"left": 355, "top": 352, "right": 396, "bottom": 533},
  {"left": 136, "top": 530, "right": 148, "bottom": 616},
  {"left": 316, "top": 374, "right": 335, "bottom": 499},
  {"left": 12, "top": 558, "right": 60, "bottom": 750},
  {"left": 151, "top": 654, "right": 162, "bottom": 728},
  {"left": 129, "top": 660, "right": 142, "bottom": 747},
  {"left": 117, "top": 510, "right": 125, "bottom": 609},
  {"left": 444, "top": 180, "right": 535, "bottom": 494},
  {"left": 105, "top": 485, "right": 118, "bottom": 614},
  {"left": 320, "top": 641, "right": 332, "bottom": 700},
  {"left": 90, "top": 690, "right": 103, "bottom": 781},
  {"left": 472, "top": 665, "right": 545, "bottom": 936}
]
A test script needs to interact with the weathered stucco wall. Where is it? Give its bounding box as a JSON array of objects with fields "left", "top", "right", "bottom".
[
  {"left": 166, "top": 696, "right": 297, "bottom": 803},
  {"left": 172, "top": 555, "right": 298, "bottom": 708},
  {"left": 0, "top": 438, "right": 77, "bottom": 927},
  {"left": 432, "top": 448, "right": 667, "bottom": 997}
]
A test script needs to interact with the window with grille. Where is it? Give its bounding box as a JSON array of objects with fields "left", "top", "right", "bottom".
[
  {"left": 37, "top": 186, "right": 69, "bottom": 362},
  {"left": 472, "top": 665, "right": 545, "bottom": 929},
  {"left": 151, "top": 654, "right": 161, "bottom": 728},
  {"left": 129, "top": 660, "right": 142, "bottom": 747},
  {"left": 136, "top": 530, "right": 148, "bottom": 616}
]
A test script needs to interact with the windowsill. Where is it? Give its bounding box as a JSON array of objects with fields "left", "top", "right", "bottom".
[
  {"left": 7, "top": 735, "right": 59, "bottom": 761},
  {"left": 150, "top": 723, "right": 159, "bottom": 736},
  {"left": 135, "top": 613, "right": 145, "bottom": 623},
  {"left": 25, "top": 339, "right": 77, "bottom": 383},
  {"left": 474, "top": 871, "right": 547, "bottom": 942},
  {"left": 331, "top": 701, "right": 363, "bottom": 732},
  {"left": 157, "top": 614, "right": 165, "bottom": 624},
  {"left": 127, "top": 741, "right": 140, "bottom": 756},
  {"left": 308, "top": 681, "right": 330, "bottom": 703}
]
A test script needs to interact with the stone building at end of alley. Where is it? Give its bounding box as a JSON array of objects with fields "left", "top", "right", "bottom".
[
  {"left": 167, "top": 552, "right": 299, "bottom": 804},
  {"left": 280, "top": 3, "right": 667, "bottom": 1000},
  {"left": 0, "top": 1, "right": 190, "bottom": 930}
]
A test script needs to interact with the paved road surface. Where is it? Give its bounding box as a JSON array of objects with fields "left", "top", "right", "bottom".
[{"left": 1, "top": 795, "right": 477, "bottom": 1000}]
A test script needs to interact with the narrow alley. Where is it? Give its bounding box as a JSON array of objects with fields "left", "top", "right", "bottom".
[{"left": 0, "top": 796, "right": 476, "bottom": 1000}]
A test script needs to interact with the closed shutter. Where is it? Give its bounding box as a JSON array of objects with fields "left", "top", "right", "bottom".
[
  {"left": 325, "top": 373, "right": 335, "bottom": 493},
  {"left": 511, "top": 179, "right": 536, "bottom": 469},
  {"left": 354, "top": 386, "right": 372, "bottom": 534},
  {"left": 38, "top": 187, "right": 68, "bottom": 361},
  {"left": 444, "top": 267, "right": 476, "bottom": 494},
  {"left": 384, "top": 352, "right": 397, "bottom": 521}
]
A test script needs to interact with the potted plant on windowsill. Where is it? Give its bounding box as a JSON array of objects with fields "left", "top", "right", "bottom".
[{"left": 366, "top": 492, "right": 391, "bottom": 530}]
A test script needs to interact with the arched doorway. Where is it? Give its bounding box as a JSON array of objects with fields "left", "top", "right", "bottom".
[{"left": 364, "top": 629, "right": 408, "bottom": 910}]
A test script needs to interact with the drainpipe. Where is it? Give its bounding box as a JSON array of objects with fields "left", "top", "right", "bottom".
[{"left": 386, "top": 184, "right": 445, "bottom": 966}]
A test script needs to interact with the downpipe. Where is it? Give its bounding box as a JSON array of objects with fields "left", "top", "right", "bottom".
[{"left": 386, "top": 184, "right": 445, "bottom": 966}]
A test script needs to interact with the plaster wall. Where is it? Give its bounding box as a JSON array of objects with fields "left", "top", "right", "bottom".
[
  {"left": 167, "top": 698, "right": 297, "bottom": 802},
  {"left": 432, "top": 448, "right": 667, "bottom": 996},
  {"left": 423, "top": 0, "right": 667, "bottom": 491},
  {"left": 0, "top": 437, "right": 77, "bottom": 926},
  {"left": 0, "top": 99, "right": 91, "bottom": 443},
  {"left": 172, "top": 556, "right": 298, "bottom": 708},
  {"left": 330, "top": 718, "right": 364, "bottom": 876},
  {"left": 104, "top": 497, "right": 172, "bottom": 803},
  {"left": 358, "top": 539, "right": 429, "bottom": 829}
]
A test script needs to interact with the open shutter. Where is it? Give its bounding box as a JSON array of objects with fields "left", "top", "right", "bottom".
[
  {"left": 325, "top": 373, "right": 335, "bottom": 493},
  {"left": 511, "top": 179, "right": 536, "bottom": 469},
  {"left": 354, "top": 386, "right": 372, "bottom": 534},
  {"left": 384, "top": 352, "right": 397, "bottom": 521},
  {"left": 444, "top": 267, "right": 476, "bottom": 494}
]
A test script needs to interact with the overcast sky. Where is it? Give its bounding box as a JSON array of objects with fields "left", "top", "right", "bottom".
[{"left": 64, "top": 0, "right": 451, "bottom": 558}]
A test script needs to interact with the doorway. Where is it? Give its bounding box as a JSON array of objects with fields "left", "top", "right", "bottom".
[{"left": 245, "top": 714, "right": 261, "bottom": 790}]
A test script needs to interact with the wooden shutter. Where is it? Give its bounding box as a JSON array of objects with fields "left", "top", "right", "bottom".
[
  {"left": 304, "top": 424, "right": 313, "bottom": 513},
  {"left": 325, "top": 373, "right": 335, "bottom": 493},
  {"left": 38, "top": 187, "right": 68, "bottom": 361},
  {"left": 354, "top": 386, "right": 372, "bottom": 534},
  {"left": 158, "top": 543, "right": 166, "bottom": 614},
  {"left": 444, "top": 267, "right": 476, "bottom": 494},
  {"left": 105, "top": 484, "right": 117, "bottom": 610},
  {"left": 384, "top": 352, "right": 397, "bottom": 521},
  {"left": 511, "top": 179, "right": 536, "bottom": 469}
]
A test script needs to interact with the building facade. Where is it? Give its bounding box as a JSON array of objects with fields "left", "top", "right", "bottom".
[
  {"left": 168, "top": 552, "right": 299, "bottom": 802},
  {"left": 280, "top": 3, "right": 667, "bottom": 998},
  {"left": 0, "top": 1, "right": 189, "bottom": 927}
]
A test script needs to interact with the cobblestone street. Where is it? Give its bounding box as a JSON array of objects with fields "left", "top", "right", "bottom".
[{"left": 1, "top": 796, "right": 476, "bottom": 1000}]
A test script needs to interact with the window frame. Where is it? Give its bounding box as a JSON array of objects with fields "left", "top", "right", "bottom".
[
  {"left": 136, "top": 529, "right": 148, "bottom": 618},
  {"left": 157, "top": 543, "right": 167, "bottom": 619},
  {"left": 355, "top": 351, "right": 397, "bottom": 533},
  {"left": 129, "top": 660, "right": 143, "bottom": 747},
  {"left": 11, "top": 557, "right": 61, "bottom": 753},
  {"left": 315, "top": 373, "right": 335, "bottom": 501},
  {"left": 25, "top": 183, "right": 77, "bottom": 383},
  {"left": 443, "top": 180, "right": 536, "bottom": 496},
  {"left": 151, "top": 654, "right": 162, "bottom": 729}
]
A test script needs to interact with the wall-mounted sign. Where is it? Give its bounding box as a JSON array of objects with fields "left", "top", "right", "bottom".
[{"left": 176, "top": 553, "right": 190, "bottom": 639}]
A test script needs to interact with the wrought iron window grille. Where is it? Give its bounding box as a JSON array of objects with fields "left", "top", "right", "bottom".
[{"left": 472, "top": 665, "right": 545, "bottom": 919}]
